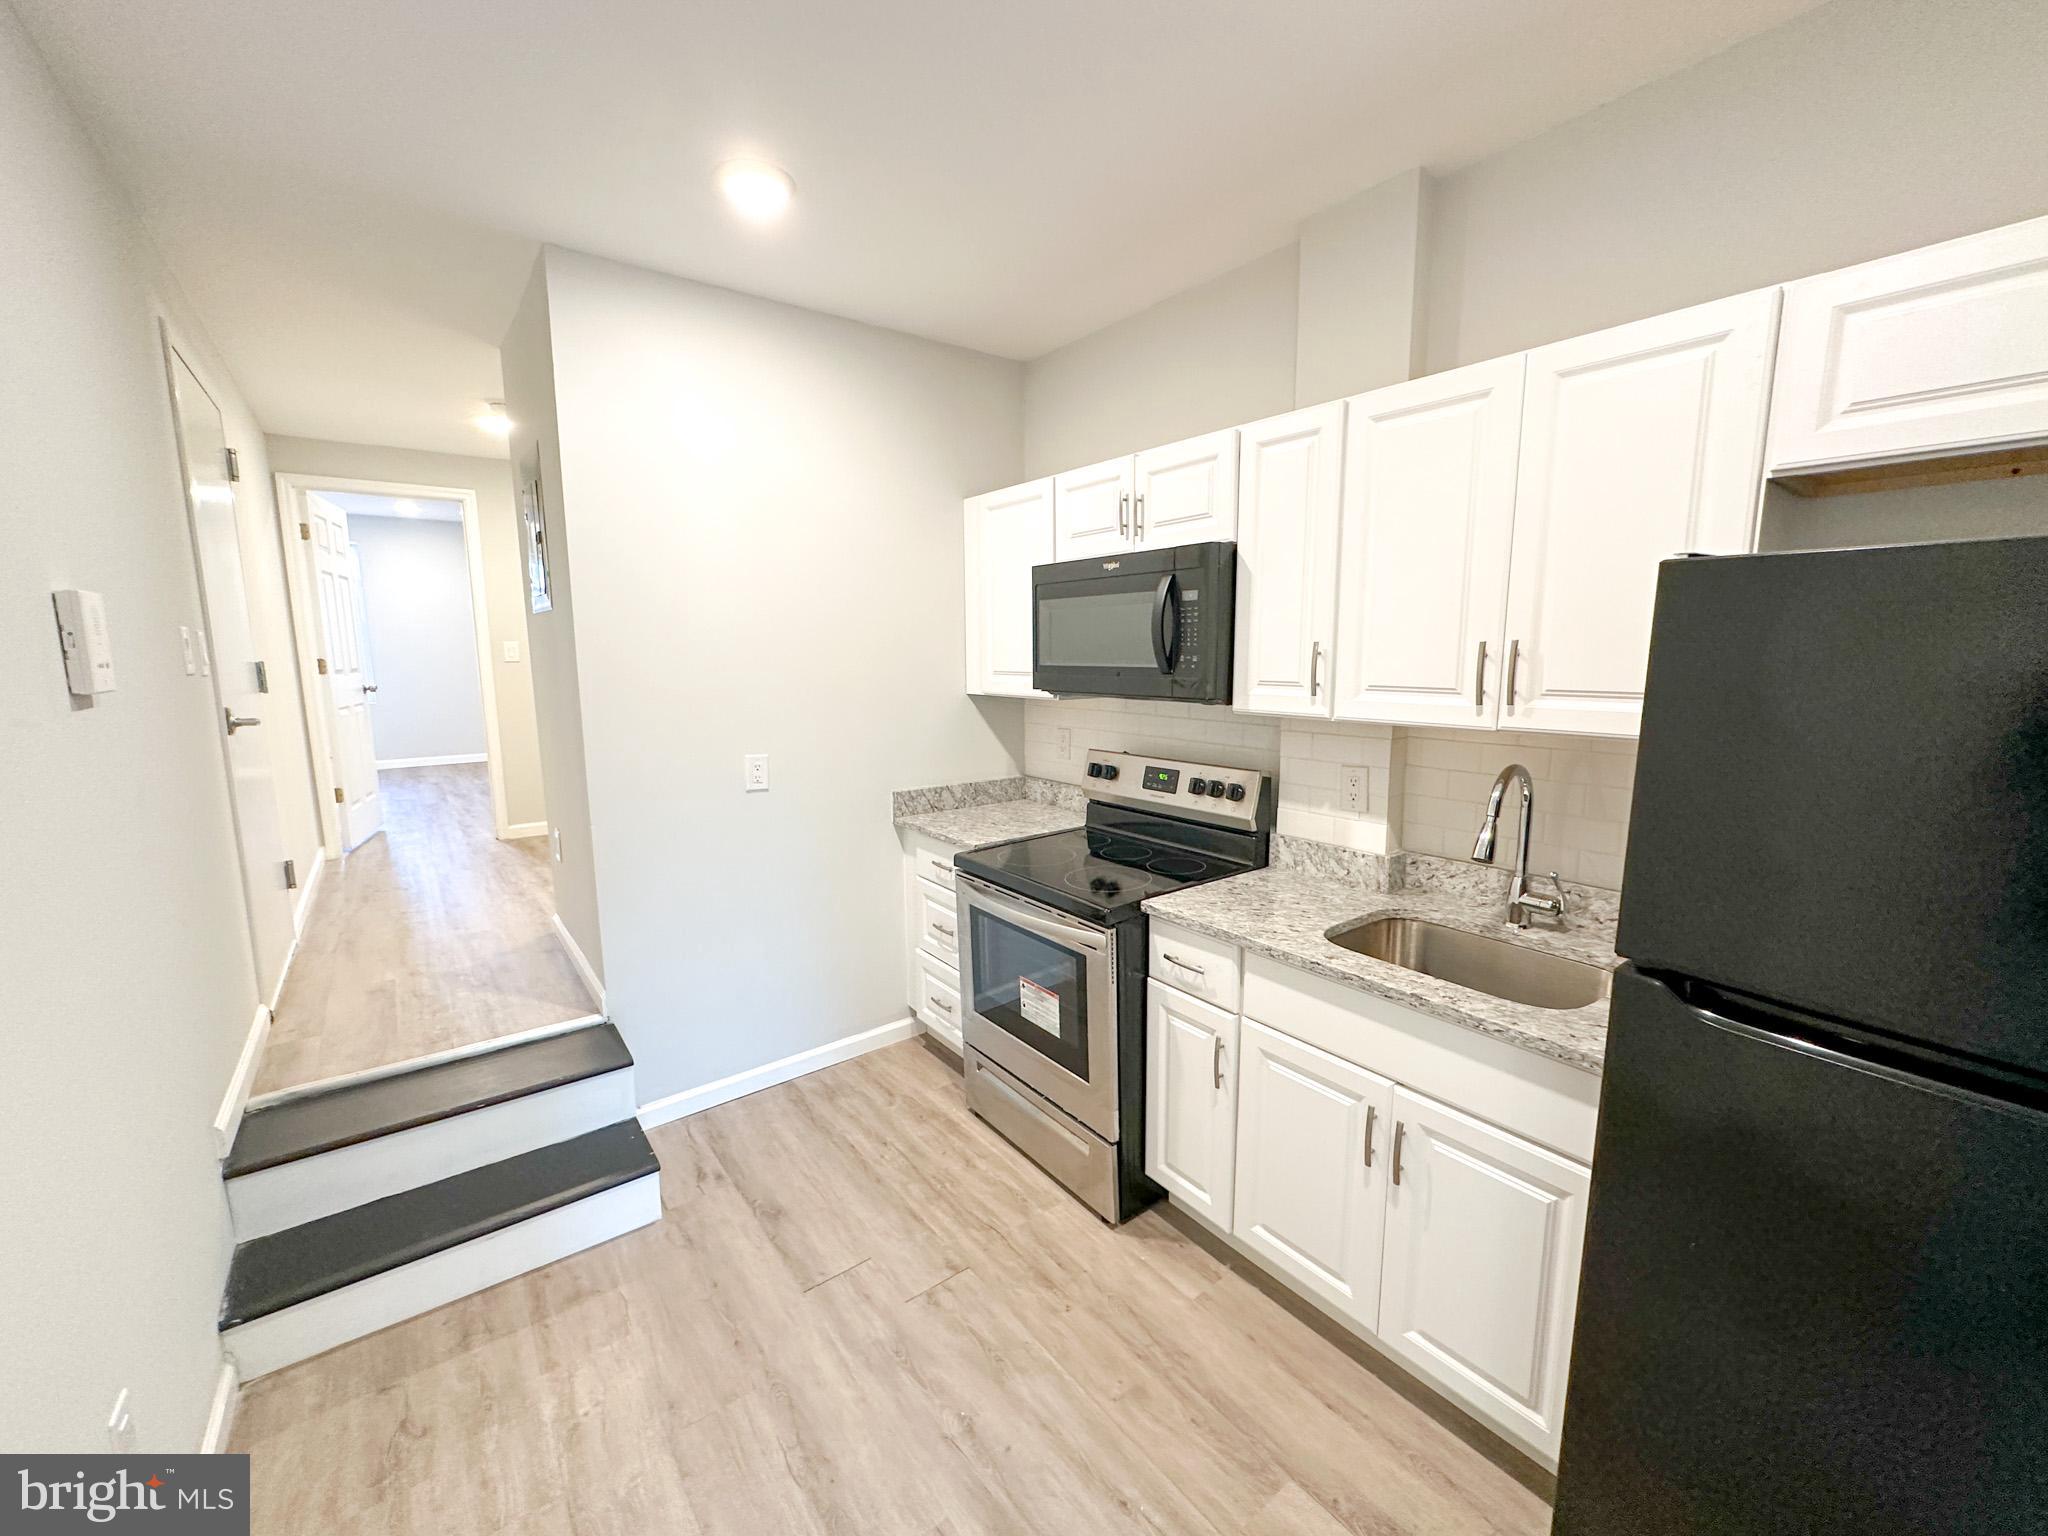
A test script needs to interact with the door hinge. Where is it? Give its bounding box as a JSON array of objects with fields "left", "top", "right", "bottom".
[
  {"left": 254, "top": 659, "right": 270, "bottom": 693},
  {"left": 334, "top": 786, "right": 345, "bottom": 804},
  {"left": 298, "top": 521, "right": 312, "bottom": 541},
  {"left": 283, "top": 858, "right": 298, "bottom": 890},
  {"left": 316, "top": 657, "right": 328, "bottom": 675},
  {"left": 224, "top": 447, "right": 241, "bottom": 482}
]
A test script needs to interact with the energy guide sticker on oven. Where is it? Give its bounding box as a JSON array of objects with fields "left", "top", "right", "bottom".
[{"left": 1018, "top": 976, "right": 1061, "bottom": 1035}]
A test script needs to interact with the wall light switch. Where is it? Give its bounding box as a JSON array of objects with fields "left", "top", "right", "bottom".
[
  {"left": 53, "top": 589, "right": 116, "bottom": 695},
  {"left": 744, "top": 753, "right": 770, "bottom": 793},
  {"left": 1341, "top": 765, "right": 1369, "bottom": 814},
  {"left": 179, "top": 626, "right": 197, "bottom": 675},
  {"left": 551, "top": 827, "right": 563, "bottom": 863},
  {"left": 502, "top": 640, "right": 521, "bottom": 663}
]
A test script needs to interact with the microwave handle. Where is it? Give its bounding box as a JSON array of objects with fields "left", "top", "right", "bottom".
[{"left": 1152, "top": 574, "right": 1180, "bottom": 675}]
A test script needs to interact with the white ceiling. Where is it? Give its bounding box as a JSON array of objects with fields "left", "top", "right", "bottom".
[{"left": 18, "top": 0, "right": 1825, "bottom": 457}]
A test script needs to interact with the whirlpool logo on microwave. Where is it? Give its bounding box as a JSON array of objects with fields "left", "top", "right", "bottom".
[
  {"left": 1101, "top": 560, "right": 1120, "bottom": 570},
  {"left": 6, "top": 1456, "right": 249, "bottom": 1533}
]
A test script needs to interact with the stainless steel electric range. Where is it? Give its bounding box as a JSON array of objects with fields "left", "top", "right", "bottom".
[{"left": 954, "top": 750, "right": 1274, "bottom": 1222}]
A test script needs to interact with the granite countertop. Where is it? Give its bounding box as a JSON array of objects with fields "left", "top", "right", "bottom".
[
  {"left": 1144, "top": 866, "right": 1617, "bottom": 1074},
  {"left": 892, "top": 776, "right": 1086, "bottom": 850}
]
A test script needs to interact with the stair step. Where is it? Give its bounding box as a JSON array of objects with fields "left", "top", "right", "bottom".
[
  {"left": 222, "top": 1120, "right": 659, "bottom": 1331},
  {"left": 226, "top": 1021, "right": 632, "bottom": 1178}
]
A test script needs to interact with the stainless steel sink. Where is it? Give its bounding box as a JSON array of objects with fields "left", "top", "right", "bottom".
[{"left": 1329, "top": 917, "right": 1613, "bottom": 1011}]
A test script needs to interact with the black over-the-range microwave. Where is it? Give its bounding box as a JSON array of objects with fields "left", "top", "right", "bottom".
[{"left": 1032, "top": 540, "right": 1235, "bottom": 703}]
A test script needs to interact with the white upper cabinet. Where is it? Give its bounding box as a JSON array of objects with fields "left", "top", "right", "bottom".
[
  {"left": 1232, "top": 1019, "right": 1394, "bottom": 1332},
  {"left": 1052, "top": 456, "right": 1134, "bottom": 561},
  {"left": 1379, "top": 1085, "right": 1590, "bottom": 1464},
  {"left": 1331, "top": 356, "right": 1526, "bottom": 729},
  {"left": 1233, "top": 402, "right": 1346, "bottom": 718},
  {"left": 1768, "top": 215, "right": 2048, "bottom": 474},
  {"left": 962, "top": 478, "right": 1053, "bottom": 697},
  {"left": 1144, "top": 982, "right": 1240, "bottom": 1231},
  {"left": 1134, "top": 428, "right": 1239, "bottom": 549},
  {"left": 1501, "top": 289, "right": 1779, "bottom": 737}
]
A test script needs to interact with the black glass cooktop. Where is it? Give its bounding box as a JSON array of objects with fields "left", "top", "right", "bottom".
[{"left": 957, "top": 824, "right": 1253, "bottom": 923}]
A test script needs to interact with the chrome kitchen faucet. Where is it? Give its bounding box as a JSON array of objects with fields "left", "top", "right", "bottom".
[{"left": 1471, "top": 763, "right": 1569, "bottom": 929}]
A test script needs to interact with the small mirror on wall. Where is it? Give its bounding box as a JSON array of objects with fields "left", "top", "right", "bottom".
[{"left": 518, "top": 443, "right": 553, "bottom": 615}]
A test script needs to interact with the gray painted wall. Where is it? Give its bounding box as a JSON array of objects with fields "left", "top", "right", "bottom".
[{"left": 348, "top": 512, "right": 488, "bottom": 764}]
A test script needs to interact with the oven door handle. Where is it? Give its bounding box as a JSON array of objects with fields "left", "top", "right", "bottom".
[
  {"left": 957, "top": 873, "right": 1110, "bottom": 956},
  {"left": 1152, "top": 573, "right": 1179, "bottom": 676}
]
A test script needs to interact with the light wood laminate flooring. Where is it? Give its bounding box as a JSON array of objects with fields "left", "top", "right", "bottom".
[
  {"left": 255, "top": 764, "right": 592, "bottom": 1095},
  {"left": 233, "top": 1038, "right": 1550, "bottom": 1535}
]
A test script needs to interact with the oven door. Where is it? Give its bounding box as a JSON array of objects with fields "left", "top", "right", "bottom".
[{"left": 956, "top": 874, "right": 1120, "bottom": 1139}]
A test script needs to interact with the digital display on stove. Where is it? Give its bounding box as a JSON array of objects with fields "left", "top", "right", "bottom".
[{"left": 1143, "top": 765, "right": 1180, "bottom": 793}]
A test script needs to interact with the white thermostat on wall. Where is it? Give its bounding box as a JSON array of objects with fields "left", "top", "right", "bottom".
[{"left": 52, "top": 588, "right": 116, "bottom": 695}]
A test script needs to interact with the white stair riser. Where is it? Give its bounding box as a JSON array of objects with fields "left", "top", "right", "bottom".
[
  {"left": 223, "top": 1174, "right": 661, "bottom": 1379},
  {"left": 226, "top": 1069, "right": 637, "bottom": 1240}
]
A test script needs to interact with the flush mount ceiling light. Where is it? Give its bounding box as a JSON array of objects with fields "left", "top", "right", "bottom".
[
  {"left": 717, "top": 158, "right": 794, "bottom": 222},
  {"left": 473, "top": 401, "right": 513, "bottom": 437}
]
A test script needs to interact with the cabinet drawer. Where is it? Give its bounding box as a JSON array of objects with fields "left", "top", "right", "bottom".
[
  {"left": 916, "top": 877, "right": 960, "bottom": 965},
  {"left": 905, "top": 831, "right": 959, "bottom": 890},
  {"left": 915, "top": 951, "right": 963, "bottom": 1050},
  {"left": 1148, "top": 920, "right": 1241, "bottom": 1012}
]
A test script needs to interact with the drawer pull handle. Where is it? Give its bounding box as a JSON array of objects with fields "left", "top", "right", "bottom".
[
  {"left": 932, "top": 994, "right": 954, "bottom": 1014},
  {"left": 1212, "top": 1035, "right": 1225, "bottom": 1090},
  {"left": 1391, "top": 1119, "right": 1407, "bottom": 1186},
  {"left": 1362, "top": 1103, "right": 1377, "bottom": 1167},
  {"left": 933, "top": 922, "right": 955, "bottom": 939},
  {"left": 1162, "top": 951, "right": 1205, "bottom": 976}
]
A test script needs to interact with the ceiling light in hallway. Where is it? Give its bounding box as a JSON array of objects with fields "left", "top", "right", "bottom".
[
  {"left": 717, "top": 158, "right": 794, "bottom": 222},
  {"left": 473, "top": 402, "right": 513, "bottom": 437}
]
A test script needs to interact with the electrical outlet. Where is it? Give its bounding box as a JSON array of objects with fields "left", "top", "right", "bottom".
[
  {"left": 106, "top": 1388, "right": 136, "bottom": 1454},
  {"left": 1056, "top": 727, "right": 1071, "bottom": 761},
  {"left": 501, "top": 640, "right": 520, "bottom": 663},
  {"left": 1341, "top": 765, "right": 1369, "bottom": 814},
  {"left": 744, "top": 753, "right": 770, "bottom": 793}
]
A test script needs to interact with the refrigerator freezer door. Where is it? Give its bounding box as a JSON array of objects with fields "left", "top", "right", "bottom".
[
  {"left": 1619, "top": 536, "right": 2048, "bottom": 1078},
  {"left": 1554, "top": 967, "right": 2048, "bottom": 1535}
]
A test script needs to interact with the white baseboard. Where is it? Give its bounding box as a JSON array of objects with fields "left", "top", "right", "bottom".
[
  {"left": 227, "top": 1067, "right": 637, "bottom": 1241},
  {"left": 550, "top": 913, "right": 604, "bottom": 1012},
  {"left": 200, "top": 1358, "right": 238, "bottom": 1453},
  {"left": 376, "top": 753, "right": 486, "bottom": 769},
  {"left": 289, "top": 847, "right": 328, "bottom": 937},
  {"left": 500, "top": 821, "right": 549, "bottom": 841},
  {"left": 638, "top": 1014, "right": 919, "bottom": 1129},
  {"left": 223, "top": 1173, "right": 661, "bottom": 1380},
  {"left": 214, "top": 1006, "right": 272, "bottom": 1158},
  {"left": 244, "top": 1013, "right": 606, "bottom": 1111}
]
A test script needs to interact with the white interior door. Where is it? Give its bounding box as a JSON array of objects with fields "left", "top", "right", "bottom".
[
  {"left": 302, "top": 491, "right": 384, "bottom": 847},
  {"left": 1502, "top": 288, "right": 1779, "bottom": 737},
  {"left": 1231, "top": 1018, "right": 1393, "bottom": 1331},
  {"left": 1379, "top": 1085, "right": 1590, "bottom": 1464},
  {"left": 1134, "top": 429, "right": 1238, "bottom": 549},
  {"left": 1052, "top": 456, "right": 1134, "bottom": 560},
  {"left": 1233, "top": 402, "right": 1345, "bottom": 718},
  {"left": 962, "top": 478, "right": 1054, "bottom": 697},
  {"left": 1332, "top": 356, "right": 1524, "bottom": 728},
  {"left": 164, "top": 340, "right": 294, "bottom": 999}
]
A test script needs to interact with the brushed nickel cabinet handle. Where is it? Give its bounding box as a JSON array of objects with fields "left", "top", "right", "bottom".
[
  {"left": 933, "top": 921, "right": 955, "bottom": 939},
  {"left": 1119, "top": 491, "right": 1130, "bottom": 540},
  {"left": 1391, "top": 1119, "right": 1407, "bottom": 1185},
  {"left": 1212, "top": 1035, "right": 1225, "bottom": 1090},
  {"left": 1473, "top": 639, "right": 1487, "bottom": 710},
  {"left": 1310, "top": 641, "right": 1323, "bottom": 697},
  {"left": 1134, "top": 492, "right": 1145, "bottom": 541},
  {"left": 1162, "top": 951, "right": 1205, "bottom": 976},
  {"left": 1503, "top": 639, "right": 1521, "bottom": 715},
  {"left": 1363, "top": 1103, "right": 1378, "bottom": 1167},
  {"left": 932, "top": 994, "right": 954, "bottom": 1014}
]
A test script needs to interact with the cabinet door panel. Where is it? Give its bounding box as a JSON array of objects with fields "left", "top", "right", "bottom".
[
  {"left": 1144, "top": 982, "right": 1238, "bottom": 1227},
  {"left": 963, "top": 479, "right": 1054, "bottom": 697},
  {"left": 1503, "top": 290, "right": 1778, "bottom": 737},
  {"left": 1232, "top": 1019, "right": 1392, "bottom": 1330},
  {"left": 1333, "top": 357, "right": 1524, "bottom": 728},
  {"left": 1380, "top": 1085, "right": 1589, "bottom": 1464},
  {"left": 1053, "top": 457, "right": 1135, "bottom": 561},
  {"left": 1769, "top": 215, "right": 2048, "bottom": 471},
  {"left": 1135, "top": 429, "right": 1238, "bottom": 549},
  {"left": 1233, "top": 403, "right": 1345, "bottom": 718}
]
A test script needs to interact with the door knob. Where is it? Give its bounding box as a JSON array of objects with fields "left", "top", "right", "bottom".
[
  {"left": 224, "top": 710, "right": 262, "bottom": 734},
  {"left": 362, "top": 683, "right": 379, "bottom": 692}
]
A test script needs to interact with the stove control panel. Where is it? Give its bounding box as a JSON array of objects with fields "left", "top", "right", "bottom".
[{"left": 1081, "top": 750, "right": 1269, "bottom": 830}]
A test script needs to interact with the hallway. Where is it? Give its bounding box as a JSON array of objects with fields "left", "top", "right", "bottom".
[{"left": 256, "top": 764, "right": 594, "bottom": 1094}]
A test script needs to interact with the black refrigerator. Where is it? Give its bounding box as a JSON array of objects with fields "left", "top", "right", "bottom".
[{"left": 1552, "top": 536, "right": 2048, "bottom": 1536}]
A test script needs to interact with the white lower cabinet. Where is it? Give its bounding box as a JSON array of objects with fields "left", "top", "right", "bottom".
[
  {"left": 1379, "top": 1085, "right": 1590, "bottom": 1463},
  {"left": 914, "top": 949, "right": 963, "bottom": 1053},
  {"left": 1231, "top": 1019, "right": 1394, "bottom": 1331},
  {"left": 1143, "top": 982, "right": 1240, "bottom": 1229}
]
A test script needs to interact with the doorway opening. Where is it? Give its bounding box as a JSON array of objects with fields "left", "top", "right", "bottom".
[{"left": 261, "top": 473, "right": 594, "bottom": 1097}]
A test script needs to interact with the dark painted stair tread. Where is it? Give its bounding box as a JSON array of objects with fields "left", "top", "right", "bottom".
[
  {"left": 221, "top": 1119, "right": 658, "bottom": 1328},
  {"left": 225, "top": 1022, "right": 632, "bottom": 1177}
]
